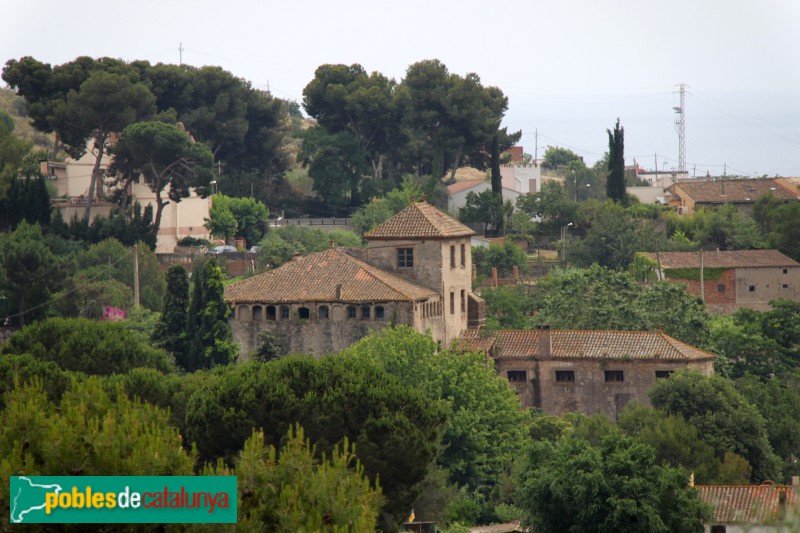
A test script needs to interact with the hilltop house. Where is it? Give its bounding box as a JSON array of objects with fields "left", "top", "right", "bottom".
[
  {"left": 666, "top": 177, "right": 799, "bottom": 216},
  {"left": 455, "top": 328, "right": 715, "bottom": 418},
  {"left": 638, "top": 250, "right": 800, "bottom": 314},
  {"left": 446, "top": 180, "right": 521, "bottom": 214},
  {"left": 41, "top": 127, "right": 211, "bottom": 254},
  {"left": 225, "top": 200, "right": 484, "bottom": 358}
]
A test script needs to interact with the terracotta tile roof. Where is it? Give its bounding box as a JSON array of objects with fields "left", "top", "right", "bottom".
[
  {"left": 640, "top": 250, "right": 800, "bottom": 269},
  {"left": 667, "top": 178, "right": 799, "bottom": 204},
  {"left": 458, "top": 330, "right": 715, "bottom": 361},
  {"left": 447, "top": 180, "right": 488, "bottom": 195},
  {"left": 365, "top": 201, "right": 475, "bottom": 239},
  {"left": 224, "top": 248, "right": 437, "bottom": 304},
  {"left": 697, "top": 484, "right": 798, "bottom": 525}
]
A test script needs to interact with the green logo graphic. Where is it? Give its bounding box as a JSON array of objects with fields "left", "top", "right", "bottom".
[{"left": 9, "top": 476, "right": 237, "bottom": 524}]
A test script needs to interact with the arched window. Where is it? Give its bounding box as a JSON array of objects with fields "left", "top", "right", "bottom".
[
  {"left": 347, "top": 306, "right": 357, "bottom": 319},
  {"left": 238, "top": 305, "right": 251, "bottom": 321},
  {"left": 252, "top": 305, "right": 263, "bottom": 321},
  {"left": 280, "top": 306, "right": 290, "bottom": 319},
  {"left": 319, "top": 305, "right": 329, "bottom": 319},
  {"left": 298, "top": 307, "right": 310, "bottom": 319},
  {"left": 266, "top": 306, "right": 276, "bottom": 321},
  {"left": 361, "top": 305, "right": 370, "bottom": 320},
  {"left": 375, "top": 306, "right": 385, "bottom": 320}
]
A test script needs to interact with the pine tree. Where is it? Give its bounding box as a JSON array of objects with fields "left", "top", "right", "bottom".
[{"left": 606, "top": 118, "right": 626, "bottom": 203}]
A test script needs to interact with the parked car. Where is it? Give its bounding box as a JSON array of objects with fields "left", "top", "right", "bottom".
[{"left": 206, "top": 245, "right": 238, "bottom": 255}]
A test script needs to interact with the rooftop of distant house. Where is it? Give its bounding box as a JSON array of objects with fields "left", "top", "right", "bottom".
[
  {"left": 696, "top": 482, "right": 798, "bottom": 525},
  {"left": 365, "top": 200, "right": 475, "bottom": 239},
  {"left": 455, "top": 329, "right": 715, "bottom": 361},
  {"left": 224, "top": 247, "right": 437, "bottom": 304},
  {"left": 667, "top": 177, "right": 799, "bottom": 204},
  {"left": 640, "top": 250, "right": 800, "bottom": 270}
]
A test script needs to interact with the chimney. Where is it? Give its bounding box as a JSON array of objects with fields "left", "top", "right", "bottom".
[
  {"left": 335, "top": 284, "right": 342, "bottom": 300},
  {"left": 538, "top": 324, "right": 551, "bottom": 357},
  {"left": 292, "top": 252, "right": 302, "bottom": 261},
  {"left": 491, "top": 267, "right": 498, "bottom": 288},
  {"left": 421, "top": 194, "right": 427, "bottom": 203},
  {"left": 329, "top": 240, "right": 335, "bottom": 249}
]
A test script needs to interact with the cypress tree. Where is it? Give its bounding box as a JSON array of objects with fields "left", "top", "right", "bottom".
[
  {"left": 606, "top": 118, "right": 626, "bottom": 203},
  {"left": 153, "top": 265, "right": 190, "bottom": 368},
  {"left": 197, "top": 259, "right": 237, "bottom": 367}
]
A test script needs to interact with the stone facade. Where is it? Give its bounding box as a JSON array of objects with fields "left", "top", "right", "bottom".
[
  {"left": 641, "top": 250, "right": 800, "bottom": 314},
  {"left": 457, "top": 329, "right": 716, "bottom": 419},
  {"left": 497, "top": 357, "right": 713, "bottom": 419}
]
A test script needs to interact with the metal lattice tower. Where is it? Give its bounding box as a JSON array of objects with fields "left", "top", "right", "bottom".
[{"left": 673, "top": 83, "right": 687, "bottom": 174}]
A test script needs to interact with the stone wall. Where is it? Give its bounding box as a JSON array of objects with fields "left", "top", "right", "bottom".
[
  {"left": 231, "top": 301, "right": 416, "bottom": 358},
  {"left": 495, "top": 357, "right": 714, "bottom": 419}
]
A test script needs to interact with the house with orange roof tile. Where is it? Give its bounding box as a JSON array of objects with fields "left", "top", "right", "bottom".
[
  {"left": 666, "top": 177, "right": 799, "bottom": 216},
  {"left": 638, "top": 250, "right": 800, "bottom": 314},
  {"left": 225, "top": 200, "right": 483, "bottom": 357},
  {"left": 696, "top": 478, "right": 799, "bottom": 532},
  {"left": 455, "top": 328, "right": 715, "bottom": 418}
]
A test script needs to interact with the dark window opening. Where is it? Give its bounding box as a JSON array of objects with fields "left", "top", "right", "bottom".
[
  {"left": 252, "top": 305, "right": 263, "bottom": 321},
  {"left": 717, "top": 284, "right": 726, "bottom": 293},
  {"left": 783, "top": 284, "right": 789, "bottom": 289},
  {"left": 460, "top": 290, "right": 466, "bottom": 313},
  {"left": 266, "top": 306, "right": 276, "bottom": 321},
  {"left": 450, "top": 292, "right": 455, "bottom": 315},
  {"left": 398, "top": 248, "right": 414, "bottom": 268},
  {"left": 361, "top": 305, "right": 370, "bottom": 319},
  {"left": 460, "top": 243, "right": 466, "bottom": 266},
  {"left": 375, "top": 306, "right": 385, "bottom": 320},
  {"left": 347, "top": 306, "right": 357, "bottom": 319},
  {"left": 555, "top": 370, "right": 575, "bottom": 383},
  {"left": 280, "top": 306, "right": 290, "bottom": 319},
  {"left": 450, "top": 245, "right": 456, "bottom": 268},
  {"left": 711, "top": 526, "right": 727, "bottom": 533},
  {"left": 655, "top": 370, "right": 673, "bottom": 379},
  {"left": 605, "top": 370, "right": 624, "bottom": 382},
  {"left": 318, "top": 305, "right": 329, "bottom": 319},
  {"left": 298, "top": 307, "right": 310, "bottom": 319},
  {"left": 749, "top": 285, "right": 756, "bottom": 292},
  {"left": 784, "top": 269, "right": 789, "bottom": 274},
  {"left": 507, "top": 370, "right": 527, "bottom": 383}
]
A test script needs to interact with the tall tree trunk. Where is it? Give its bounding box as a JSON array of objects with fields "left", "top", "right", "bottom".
[
  {"left": 83, "top": 131, "right": 107, "bottom": 223},
  {"left": 449, "top": 146, "right": 463, "bottom": 182},
  {"left": 49, "top": 133, "right": 61, "bottom": 161},
  {"left": 153, "top": 191, "right": 166, "bottom": 240},
  {"left": 17, "top": 292, "right": 25, "bottom": 327},
  {"left": 372, "top": 154, "right": 385, "bottom": 181}
]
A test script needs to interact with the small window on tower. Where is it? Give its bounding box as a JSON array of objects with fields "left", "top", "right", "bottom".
[{"left": 398, "top": 248, "right": 414, "bottom": 268}]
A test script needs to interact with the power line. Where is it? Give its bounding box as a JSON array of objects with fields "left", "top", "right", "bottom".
[{"left": 0, "top": 247, "right": 134, "bottom": 324}]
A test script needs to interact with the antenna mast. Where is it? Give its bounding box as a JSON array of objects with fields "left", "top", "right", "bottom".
[
  {"left": 179, "top": 42, "right": 184, "bottom": 65},
  {"left": 673, "top": 83, "right": 687, "bottom": 175}
]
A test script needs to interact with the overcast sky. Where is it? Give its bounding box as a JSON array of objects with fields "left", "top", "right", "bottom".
[{"left": 4, "top": 0, "right": 799, "bottom": 177}]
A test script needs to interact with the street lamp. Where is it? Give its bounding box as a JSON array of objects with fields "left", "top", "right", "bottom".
[
  {"left": 210, "top": 180, "right": 217, "bottom": 194},
  {"left": 561, "top": 222, "right": 573, "bottom": 266},
  {"left": 576, "top": 183, "right": 591, "bottom": 202}
]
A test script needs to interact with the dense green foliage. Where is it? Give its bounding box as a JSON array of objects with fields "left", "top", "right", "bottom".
[
  {"left": 530, "top": 265, "right": 710, "bottom": 346},
  {"left": 153, "top": 265, "right": 190, "bottom": 361},
  {"left": 650, "top": 371, "right": 782, "bottom": 483},
  {"left": 257, "top": 225, "right": 362, "bottom": 267},
  {"left": 1, "top": 317, "right": 175, "bottom": 374},
  {"left": 205, "top": 193, "right": 269, "bottom": 246},
  {"left": 0, "top": 221, "right": 66, "bottom": 325},
  {"left": 517, "top": 433, "right": 707, "bottom": 532}
]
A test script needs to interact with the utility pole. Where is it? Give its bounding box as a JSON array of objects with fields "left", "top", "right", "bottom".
[
  {"left": 673, "top": 83, "right": 687, "bottom": 174},
  {"left": 533, "top": 128, "right": 539, "bottom": 167},
  {"left": 179, "top": 42, "right": 184, "bottom": 65},
  {"left": 133, "top": 246, "right": 140, "bottom": 308}
]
